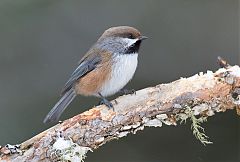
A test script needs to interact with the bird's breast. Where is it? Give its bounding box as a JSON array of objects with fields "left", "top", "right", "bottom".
[{"left": 99, "top": 53, "right": 138, "bottom": 97}]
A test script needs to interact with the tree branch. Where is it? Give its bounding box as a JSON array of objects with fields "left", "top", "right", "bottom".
[{"left": 1, "top": 58, "right": 240, "bottom": 161}]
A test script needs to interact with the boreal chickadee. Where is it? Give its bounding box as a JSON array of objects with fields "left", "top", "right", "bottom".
[{"left": 43, "top": 26, "right": 147, "bottom": 123}]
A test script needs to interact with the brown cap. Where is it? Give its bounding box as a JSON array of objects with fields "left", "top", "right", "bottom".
[{"left": 99, "top": 26, "right": 142, "bottom": 40}]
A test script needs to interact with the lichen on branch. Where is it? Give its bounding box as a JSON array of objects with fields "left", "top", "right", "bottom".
[{"left": 1, "top": 58, "right": 240, "bottom": 162}]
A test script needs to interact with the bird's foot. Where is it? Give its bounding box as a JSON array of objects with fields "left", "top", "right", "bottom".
[
  {"left": 99, "top": 98, "right": 113, "bottom": 109},
  {"left": 119, "top": 89, "right": 136, "bottom": 96}
]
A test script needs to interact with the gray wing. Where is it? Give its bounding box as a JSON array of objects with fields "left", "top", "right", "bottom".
[{"left": 61, "top": 52, "right": 101, "bottom": 95}]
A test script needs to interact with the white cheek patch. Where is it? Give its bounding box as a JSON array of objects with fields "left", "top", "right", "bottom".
[{"left": 121, "top": 38, "right": 138, "bottom": 48}]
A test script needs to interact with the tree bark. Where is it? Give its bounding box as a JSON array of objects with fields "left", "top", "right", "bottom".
[{"left": 1, "top": 59, "right": 240, "bottom": 162}]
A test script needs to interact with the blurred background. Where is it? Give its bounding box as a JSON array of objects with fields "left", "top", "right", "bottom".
[{"left": 0, "top": 0, "right": 239, "bottom": 161}]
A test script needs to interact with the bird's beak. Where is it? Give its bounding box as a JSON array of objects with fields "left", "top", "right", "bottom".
[{"left": 138, "top": 36, "right": 148, "bottom": 41}]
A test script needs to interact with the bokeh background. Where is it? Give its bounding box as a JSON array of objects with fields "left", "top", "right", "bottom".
[{"left": 0, "top": 0, "right": 239, "bottom": 161}]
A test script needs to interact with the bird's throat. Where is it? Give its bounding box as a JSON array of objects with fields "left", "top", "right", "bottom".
[{"left": 125, "top": 40, "right": 142, "bottom": 54}]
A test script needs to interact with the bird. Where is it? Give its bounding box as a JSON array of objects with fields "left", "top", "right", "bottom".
[{"left": 43, "top": 26, "right": 147, "bottom": 123}]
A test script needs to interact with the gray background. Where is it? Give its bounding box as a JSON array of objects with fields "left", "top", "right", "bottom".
[{"left": 0, "top": 0, "right": 239, "bottom": 161}]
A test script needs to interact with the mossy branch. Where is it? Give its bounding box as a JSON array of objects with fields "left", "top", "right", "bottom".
[{"left": 0, "top": 57, "right": 240, "bottom": 162}]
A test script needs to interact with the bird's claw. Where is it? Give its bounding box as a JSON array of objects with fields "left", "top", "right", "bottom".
[{"left": 99, "top": 98, "right": 114, "bottom": 109}]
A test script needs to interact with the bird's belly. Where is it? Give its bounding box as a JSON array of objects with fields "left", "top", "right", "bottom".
[{"left": 99, "top": 53, "right": 138, "bottom": 97}]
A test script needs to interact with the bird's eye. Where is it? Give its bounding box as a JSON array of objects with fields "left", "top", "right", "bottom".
[{"left": 128, "top": 34, "right": 134, "bottom": 39}]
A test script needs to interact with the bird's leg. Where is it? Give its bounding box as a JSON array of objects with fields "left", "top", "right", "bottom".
[
  {"left": 119, "top": 88, "right": 136, "bottom": 96},
  {"left": 98, "top": 93, "right": 113, "bottom": 109}
]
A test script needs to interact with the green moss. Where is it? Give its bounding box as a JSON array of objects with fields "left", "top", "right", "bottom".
[
  {"left": 175, "top": 104, "right": 213, "bottom": 145},
  {"left": 186, "top": 106, "right": 213, "bottom": 145}
]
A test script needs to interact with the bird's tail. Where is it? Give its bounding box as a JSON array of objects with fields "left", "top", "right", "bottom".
[{"left": 43, "top": 88, "right": 76, "bottom": 123}]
